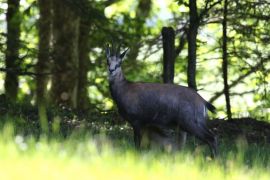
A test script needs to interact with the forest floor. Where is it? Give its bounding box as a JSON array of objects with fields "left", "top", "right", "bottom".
[
  {"left": 208, "top": 117, "right": 270, "bottom": 145},
  {"left": 0, "top": 101, "right": 269, "bottom": 146},
  {"left": 62, "top": 112, "right": 270, "bottom": 147}
]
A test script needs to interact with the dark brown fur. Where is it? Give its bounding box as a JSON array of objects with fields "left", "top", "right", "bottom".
[{"left": 106, "top": 46, "right": 218, "bottom": 157}]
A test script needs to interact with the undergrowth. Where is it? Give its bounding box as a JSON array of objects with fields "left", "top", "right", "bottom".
[
  {"left": 0, "top": 120, "right": 269, "bottom": 179},
  {"left": 0, "top": 102, "right": 269, "bottom": 179}
]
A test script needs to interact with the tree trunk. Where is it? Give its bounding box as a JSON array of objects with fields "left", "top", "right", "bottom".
[
  {"left": 37, "top": 0, "right": 51, "bottom": 105},
  {"left": 5, "top": 0, "right": 20, "bottom": 102},
  {"left": 222, "top": 0, "right": 232, "bottom": 119},
  {"left": 51, "top": 0, "right": 80, "bottom": 108},
  {"left": 128, "top": 0, "right": 152, "bottom": 61},
  {"left": 162, "top": 27, "right": 175, "bottom": 84},
  {"left": 162, "top": 27, "right": 187, "bottom": 148},
  {"left": 187, "top": 0, "right": 199, "bottom": 90},
  {"left": 77, "top": 20, "right": 91, "bottom": 110},
  {"left": 36, "top": 0, "right": 52, "bottom": 133}
]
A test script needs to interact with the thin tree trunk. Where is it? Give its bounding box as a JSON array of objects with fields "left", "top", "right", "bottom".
[
  {"left": 5, "top": 0, "right": 20, "bottom": 102},
  {"left": 222, "top": 0, "right": 232, "bottom": 119},
  {"left": 77, "top": 20, "right": 91, "bottom": 110},
  {"left": 128, "top": 0, "right": 152, "bottom": 61},
  {"left": 162, "top": 27, "right": 175, "bottom": 84},
  {"left": 51, "top": 0, "right": 80, "bottom": 108},
  {"left": 187, "top": 0, "right": 199, "bottom": 90},
  {"left": 36, "top": 0, "right": 52, "bottom": 133},
  {"left": 162, "top": 27, "right": 187, "bottom": 148},
  {"left": 37, "top": 0, "right": 51, "bottom": 104},
  {"left": 209, "top": 58, "right": 268, "bottom": 103}
]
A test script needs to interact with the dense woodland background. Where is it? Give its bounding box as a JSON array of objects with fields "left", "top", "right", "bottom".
[
  {"left": 0, "top": 0, "right": 269, "bottom": 134},
  {"left": 0, "top": 1, "right": 270, "bottom": 177}
]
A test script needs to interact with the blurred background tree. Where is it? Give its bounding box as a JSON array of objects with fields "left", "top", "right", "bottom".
[
  {"left": 4, "top": 0, "right": 21, "bottom": 102},
  {"left": 0, "top": 0, "right": 269, "bottom": 123}
]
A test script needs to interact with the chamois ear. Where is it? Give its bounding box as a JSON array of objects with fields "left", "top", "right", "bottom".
[
  {"left": 106, "top": 44, "right": 110, "bottom": 58},
  {"left": 120, "top": 48, "right": 129, "bottom": 60}
]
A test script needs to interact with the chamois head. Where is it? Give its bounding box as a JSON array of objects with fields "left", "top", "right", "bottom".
[{"left": 106, "top": 44, "right": 128, "bottom": 76}]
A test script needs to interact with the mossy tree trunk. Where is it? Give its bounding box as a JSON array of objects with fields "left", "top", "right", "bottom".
[
  {"left": 77, "top": 19, "right": 91, "bottom": 110},
  {"left": 128, "top": 0, "right": 152, "bottom": 61},
  {"left": 222, "top": 0, "right": 232, "bottom": 119},
  {"left": 5, "top": 0, "right": 21, "bottom": 102},
  {"left": 36, "top": 0, "right": 52, "bottom": 133},
  {"left": 162, "top": 27, "right": 175, "bottom": 84},
  {"left": 187, "top": 0, "right": 199, "bottom": 90},
  {"left": 51, "top": 0, "right": 80, "bottom": 108}
]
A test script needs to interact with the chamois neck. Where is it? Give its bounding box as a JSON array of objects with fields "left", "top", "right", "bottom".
[{"left": 109, "top": 68, "right": 128, "bottom": 102}]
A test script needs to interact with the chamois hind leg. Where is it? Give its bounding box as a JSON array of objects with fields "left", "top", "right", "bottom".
[
  {"left": 196, "top": 125, "right": 217, "bottom": 158},
  {"left": 183, "top": 121, "right": 217, "bottom": 158},
  {"left": 180, "top": 131, "right": 187, "bottom": 149},
  {"left": 133, "top": 126, "right": 142, "bottom": 149},
  {"left": 200, "top": 124, "right": 218, "bottom": 157}
]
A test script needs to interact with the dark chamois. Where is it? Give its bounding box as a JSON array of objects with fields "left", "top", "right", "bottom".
[{"left": 106, "top": 45, "right": 218, "bottom": 157}]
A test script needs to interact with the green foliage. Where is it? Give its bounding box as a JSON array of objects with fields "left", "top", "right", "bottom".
[{"left": 0, "top": 0, "right": 269, "bottom": 119}]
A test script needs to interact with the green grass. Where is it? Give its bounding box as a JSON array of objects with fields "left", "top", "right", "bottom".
[{"left": 0, "top": 123, "right": 269, "bottom": 180}]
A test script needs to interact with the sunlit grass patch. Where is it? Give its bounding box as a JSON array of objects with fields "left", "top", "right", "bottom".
[{"left": 0, "top": 123, "right": 269, "bottom": 179}]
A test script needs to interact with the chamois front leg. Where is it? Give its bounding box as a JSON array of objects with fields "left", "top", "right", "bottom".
[
  {"left": 178, "top": 130, "right": 187, "bottom": 149},
  {"left": 133, "top": 126, "right": 142, "bottom": 149},
  {"left": 175, "top": 125, "right": 187, "bottom": 150}
]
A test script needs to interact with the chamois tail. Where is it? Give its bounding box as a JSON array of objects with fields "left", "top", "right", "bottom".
[{"left": 205, "top": 101, "right": 216, "bottom": 114}]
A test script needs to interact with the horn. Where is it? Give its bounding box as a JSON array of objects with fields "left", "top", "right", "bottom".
[
  {"left": 120, "top": 48, "right": 129, "bottom": 60},
  {"left": 112, "top": 42, "right": 115, "bottom": 55},
  {"left": 106, "top": 43, "right": 110, "bottom": 49},
  {"left": 106, "top": 43, "right": 110, "bottom": 58},
  {"left": 116, "top": 44, "right": 121, "bottom": 57}
]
